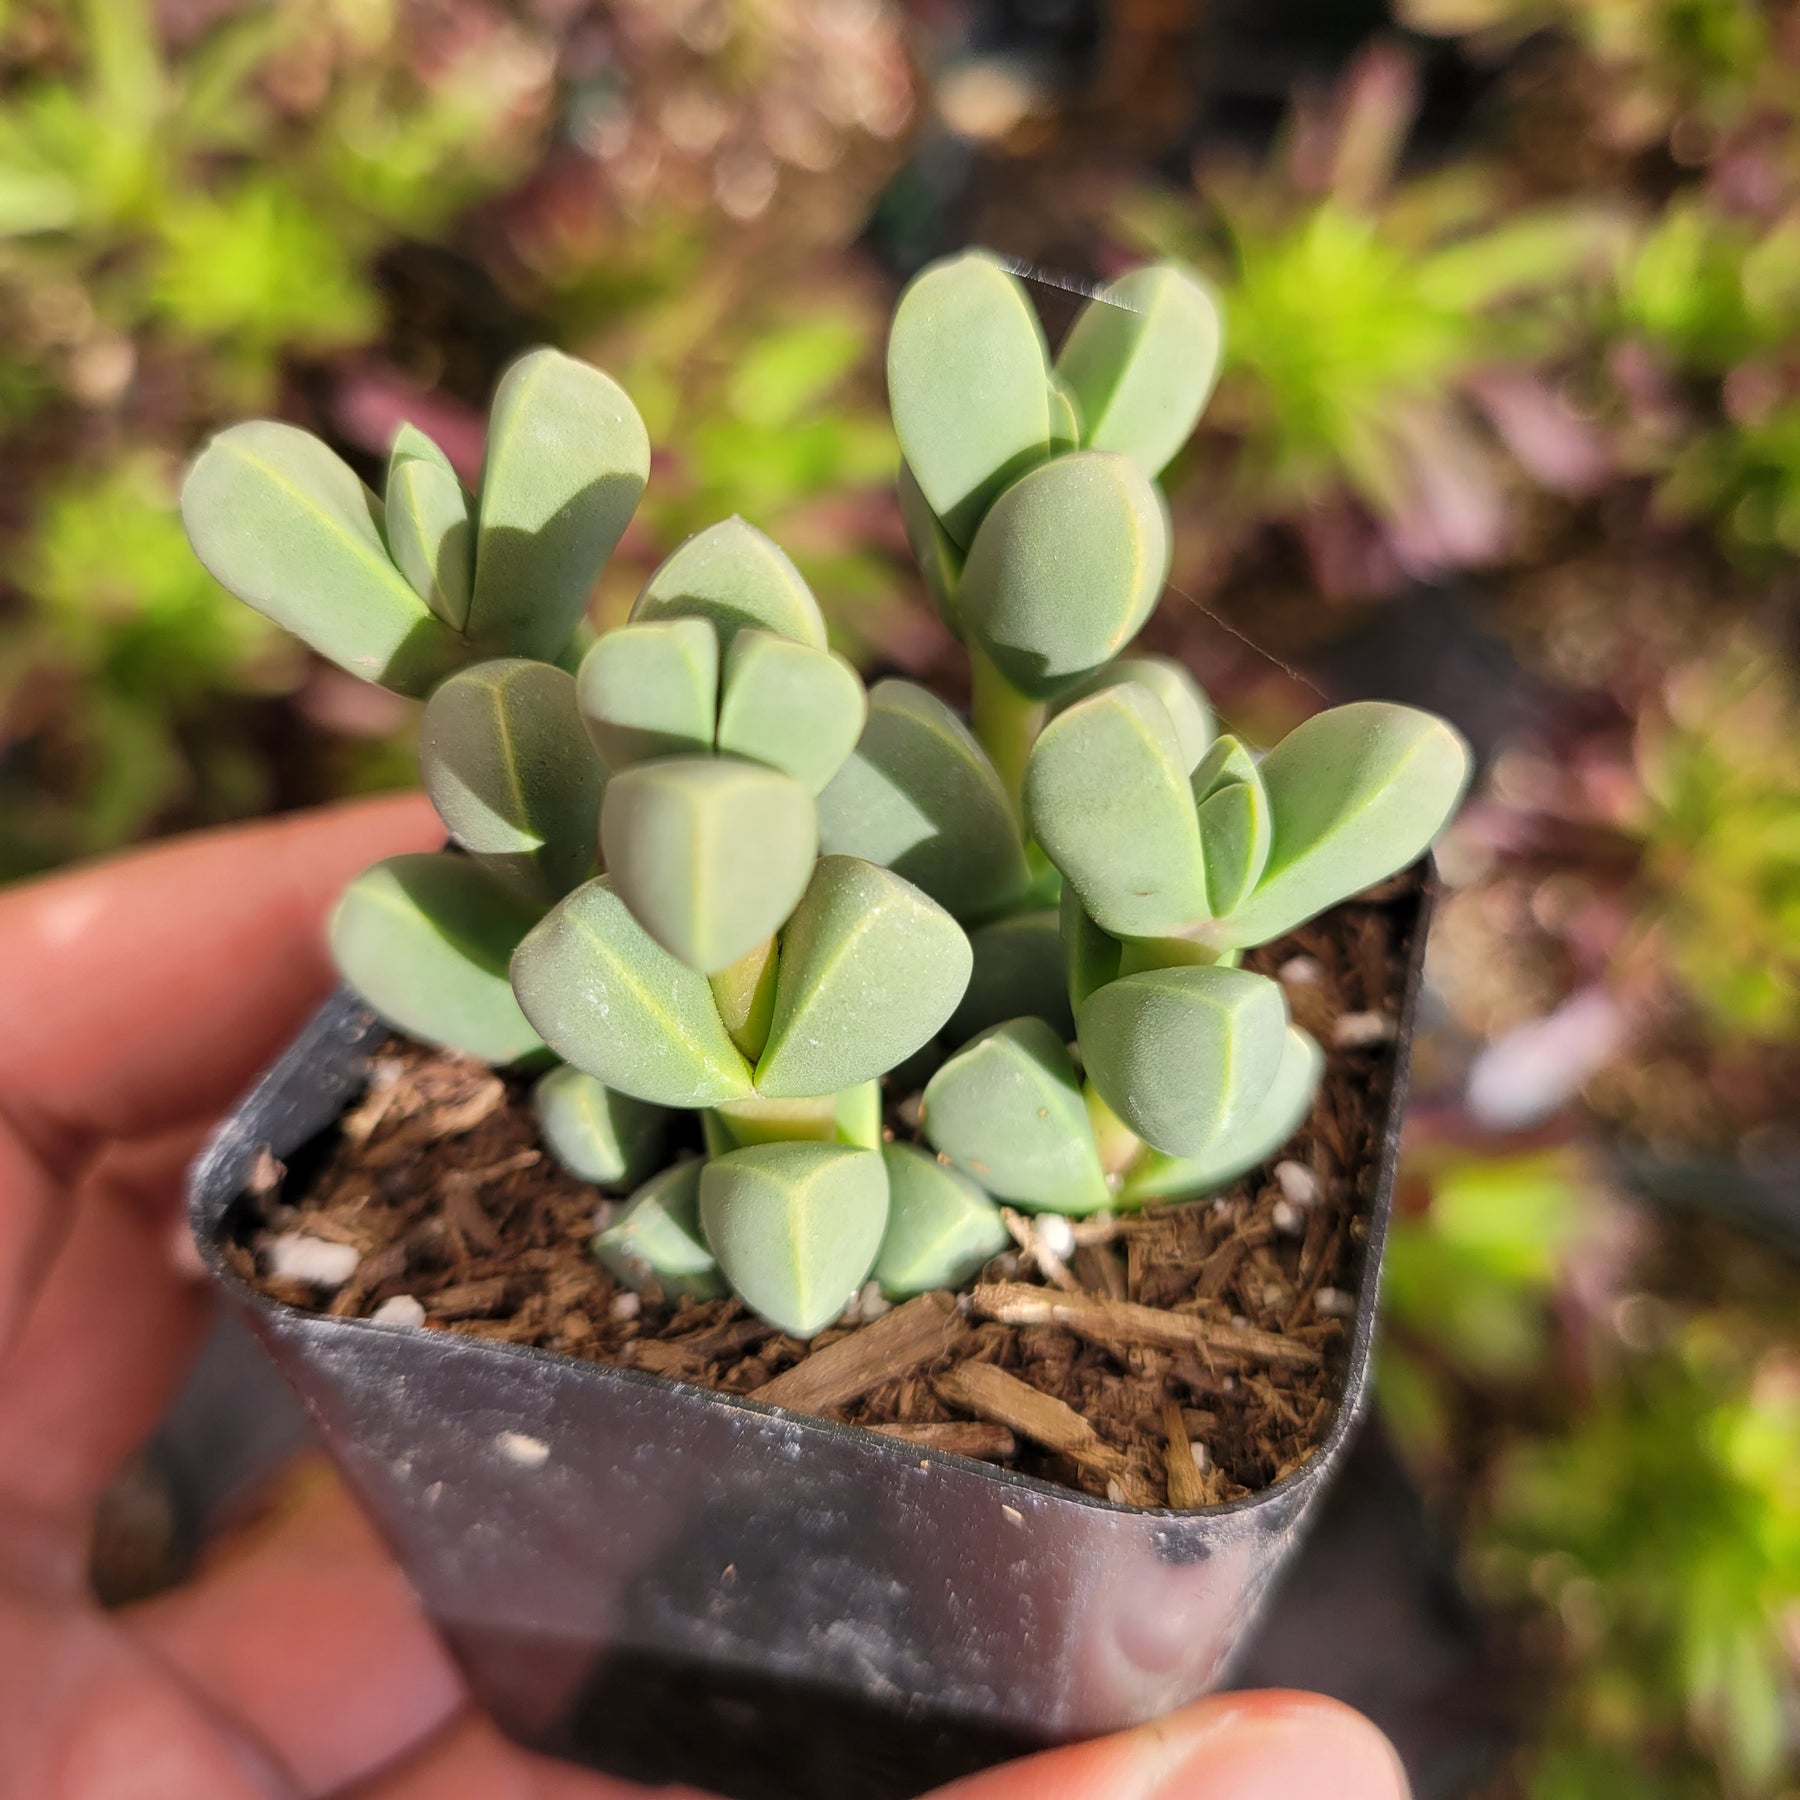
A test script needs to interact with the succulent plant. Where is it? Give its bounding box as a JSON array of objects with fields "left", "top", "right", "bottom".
[{"left": 182, "top": 252, "right": 1472, "bottom": 1341}]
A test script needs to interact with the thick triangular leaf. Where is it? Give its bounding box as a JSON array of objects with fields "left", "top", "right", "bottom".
[
  {"left": 1057, "top": 654, "right": 1214, "bottom": 772},
  {"left": 755, "top": 855, "right": 972, "bottom": 1098},
  {"left": 874, "top": 1143, "right": 1010, "bottom": 1298},
  {"left": 385, "top": 424, "right": 472, "bottom": 630},
  {"left": 631, "top": 516, "right": 826, "bottom": 649},
  {"left": 957, "top": 451, "right": 1169, "bottom": 698},
  {"left": 887, "top": 250, "right": 1052, "bottom": 546},
  {"left": 1053, "top": 262, "right": 1222, "bottom": 478},
  {"left": 600, "top": 758, "right": 816, "bottom": 974},
  {"left": 1190, "top": 733, "right": 1259, "bottom": 803},
  {"left": 470, "top": 348, "right": 649, "bottom": 661},
  {"left": 816, "top": 679, "right": 1030, "bottom": 922},
  {"left": 1024, "top": 681, "right": 1209, "bottom": 938},
  {"left": 182, "top": 421, "right": 460, "bottom": 696},
  {"left": 329, "top": 853, "right": 544, "bottom": 1063},
  {"left": 1209, "top": 703, "right": 1473, "bottom": 948},
  {"left": 947, "top": 909, "right": 1073, "bottom": 1043},
  {"left": 1195, "top": 778, "right": 1271, "bottom": 918},
  {"left": 921, "top": 1017, "right": 1110, "bottom": 1214},
  {"left": 1122, "top": 1025, "right": 1322, "bottom": 1205},
  {"left": 420, "top": 659, "right": 604, "bottom": 904},
  {"left": 715, "top": 629, "right": 867, "bottom": 793},
  {"left": 511, "top": 876, "right": 754, "bottom": 1107},
  {"left": 699, "top": 1142, "right": 890, "bottom": 1336},
  {"left": 596, "top": 1161, "right": 723, "bottom": 1300},
  {"left": 1076, "top": 964, "right": 1290, "bottom": 1158},
  {"left": 534, "top": 1063, "right": 665, "bottom": 1190},
  {"left": 576, "top": 618, "right": 719, "bottom": 770}
]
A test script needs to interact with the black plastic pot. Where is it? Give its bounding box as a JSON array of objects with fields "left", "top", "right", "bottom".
[{"left": 187, "top": 879, "right": 1434, "bottom": 1800}]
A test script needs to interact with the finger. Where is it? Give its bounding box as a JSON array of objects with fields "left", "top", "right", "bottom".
[
  {"left": 931, "top": 1692, "right": 1409, "bottom": 1800},
  {"left": 0, "top": 1140, "right": 212, "bottom": 1525},
  {"left": 351, "top": 1711, "right": 674, "bottom": 1800},
  {"left": 0, "top": 1585, "right": 290, "bottom": 1800},
  {"left": 127, "top": 1464, "right": 464, "bottom": 1800},
  {"left": 0, "top": 792, "right": 438, "bottom": 1177}
]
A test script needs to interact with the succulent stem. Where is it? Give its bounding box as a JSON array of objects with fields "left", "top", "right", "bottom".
[{"left": 968, "top": 642, "right": 1044, "bottom": 823}]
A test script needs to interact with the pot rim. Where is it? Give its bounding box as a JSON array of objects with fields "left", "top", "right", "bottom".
[{"left": 189, "top": 869, "right": 1436, "bottom": 1522}]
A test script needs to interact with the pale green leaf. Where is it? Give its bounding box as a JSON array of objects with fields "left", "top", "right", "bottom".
[
  {"left": 755, "top": 855, "right": 972, "bottom": 1099},
  {"left": 470, "top": 347, "right": 649, "bottom": 661},
  {"left": 632, "top": 516, "right": 826, "bottom": 650},
  {"left": 1209, "top": 703, "right": 1473, "bottom": 948},
  {"left": 1077, "top": 964, "right": 1290, "bottom": 1157},
  {"left": 510, "top": 875, "right": 754, "bottom": 1107},
  {"left": 1122, "top": 1025, "right": 1322, "bottom": 1204},
  {"left": 596, "top": 1160, "right": 724, "bottom": 1300},
  {"left": 182, "top": 421, "right": 460, "bottom": 696},
  {"left": 600, "top": 757, "right": 816, "bottom": 975},
  {"left": 922, "top": 1017, "right": 1110, "bottom": 1214},
  {"left": 329, "top": 853, "right": 544, "bottom": 1064},
  {"left": 1053, "top": 261, "right": 1222, "bottom": 478},
  {"left": 385, "top": 424, "right": 473, "bottom": 630},
  {"left": 576, "top": 618, "right": 719, "bottom": 770},
  {"left": 1196, "top": 778, "right": 1272, "bottom": 918},
  {"left": 715, "top": 629, "right": 867, "bottom": 794},
  {"left": 957, "top": 451, "right": 1169, "bottom": 697},
  {"left": 534, "top": 1063, "right": 666, "bottom": 1190},
  {"left": 816, "top": 679, "right": 1030, "bottom": 922},
  {"left": 419, "top": 659, "right": 603, "bottom": 904},
  {"left": 874, "top": 1143, "right": 1010, "bottom": 1297},
  {"left": 887, "top": 249, "right": 1052, "bottom": 546},
  {"left": 1058, "top": 654, "right": 1214, "bottom": 771},
  {"left": 1024, "top": 681, "right": 1209, "bottom": 938},
  {"left": 700, "top": 1142, "right": 890, "bottom": 1336},
  {"left": 1190, "top": 733, "right": 1260, "bottom": 803}
]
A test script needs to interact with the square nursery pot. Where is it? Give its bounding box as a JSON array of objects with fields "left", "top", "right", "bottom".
[{"left": 187, "top": 874, "right": 1437, "bottom": 1800}]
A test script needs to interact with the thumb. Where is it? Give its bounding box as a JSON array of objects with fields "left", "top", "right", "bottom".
[{"left": 931, "top": 1691, "right": 1408, "bottom": 1800}]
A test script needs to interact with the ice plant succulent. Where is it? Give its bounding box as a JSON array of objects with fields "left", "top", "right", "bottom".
[{"left": 182, "top": 250, "right": 1472, "bottom": 1341}]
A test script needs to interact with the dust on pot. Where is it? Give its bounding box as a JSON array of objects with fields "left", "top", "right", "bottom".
[{"left": 179, "top": 249, "right": 1471, "bottom": 1799}]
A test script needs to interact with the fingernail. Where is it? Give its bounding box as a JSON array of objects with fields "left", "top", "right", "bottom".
[{"left": 1139, "top": 1694, "right": 1410, "bottom": 1800}]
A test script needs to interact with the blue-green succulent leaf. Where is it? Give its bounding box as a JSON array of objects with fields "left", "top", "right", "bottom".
[
  {"left": 922, "top": 1018, "right": 1110, "bottom": 1214},
  {"left": 330, "top": 853, "right": 544, "bottom": 1064}
]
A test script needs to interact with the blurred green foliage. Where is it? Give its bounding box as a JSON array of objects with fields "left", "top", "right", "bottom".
[
  {"left": 0, "top": 449, "right": 338, "bottom": 875},
  {"left": 1384, "top": 1149, "right": 1798, "bottom": 1795},
  {"left": 0, "top": 0, "right": 541, "bottom": 406},
  {"left": 1488, "top": 1318, "right": 1799, "bottom": 1797},
  {"left": 1634, "top": 648, "right": 1800, "bottom": 1042}
]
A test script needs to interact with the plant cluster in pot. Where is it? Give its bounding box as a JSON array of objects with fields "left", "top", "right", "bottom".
[{"left": 182, "top": 251, "right": 1473, "bottom": 1800}]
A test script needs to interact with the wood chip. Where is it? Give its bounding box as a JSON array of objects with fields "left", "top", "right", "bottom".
[
  {"left": 424, "top": 1073, "right": 506, "bottom": 1139},
  {"left": 869, "top": 1421, "right": 1018, "bottom": 1461},
  {"left": 933, "top": 1362, "right": 1153, "bottom": 1503},
  {"left": 750, "top": 1293, "right": 962, "bottom": 1413},
  {"left": 970, "top": 1282, "right": 1322, "bottom": 1368},
  {"left": 1161, "top": 1402, "right": 1208, "bottom": 1510},
  {"left": 427, "top": 1277, "right": 512, "bottom": 1319}
]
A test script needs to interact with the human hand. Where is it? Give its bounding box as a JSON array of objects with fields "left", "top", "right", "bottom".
[{"left": 0, "top": 797, "right": 1408, "bottom": 1799}]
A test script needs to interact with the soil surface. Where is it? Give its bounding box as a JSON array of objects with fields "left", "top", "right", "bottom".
[{"left": 231, "top": 875, "right": 1420, "bottom": 1509}]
